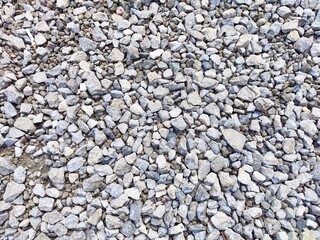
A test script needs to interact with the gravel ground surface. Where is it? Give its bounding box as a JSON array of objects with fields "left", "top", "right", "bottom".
[{"left": 1, "top": 0, "right": 320, "bottom": 239}]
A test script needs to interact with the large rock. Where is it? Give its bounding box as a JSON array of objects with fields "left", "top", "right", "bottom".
[
  {"left": 14, "top": 117, "right": 36, "bottom": 133},
  {"left": 108, "top": 48, "right": 124, "bottom": 62},
  {"left": 211, "top": 211, "right": 235, "bottom": 230},
  {"left": 10, "top": 35, "right": 25, "bottom": 49},
  {"left": 32, "top": 72, "right": 47, "bottom": 83},
  {"left": 3, "top": 182, "right": 25, "bottom": 202},
  {"left": 294, "top": 37, "right": 313, "bottom": 53},
  {"left": 221, "top": 128, "right": 246, "bottom": 151},
  {"left": 300, "top": 120, "right": 317, "bottom": 136},
  {"left": 0, "top": 157, "right": 16, "bottom": 175},
  {"left": 4, "top": 86, "right": 24, "bottom": 104},
  {"left": 48, "top": 168, "right": 65, "bottom": 190},
  {"left": 79, "top": 37, "right": 97, "bottom": 51},
  {"left": 56, "top": 0, "right": 70, "bottom": 8},
  {"left": 185, "top": 152, "right": 199, "bottom": 170},
  {"left": 83, "top": 174, "right": 104, "bottom": 191},
  {"left": 237, "top": 86, "right": 260, "bottom": 101},
  {"left": 171, "top": 116, "right": 187, "bottom": 131},
  {"left": 246, "top": 55, "right": 266, "bottom": 66}
]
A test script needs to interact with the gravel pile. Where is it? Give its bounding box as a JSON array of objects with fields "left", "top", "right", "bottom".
[{"left": 1, "top": 0, "right": 320, "bottom": 239}]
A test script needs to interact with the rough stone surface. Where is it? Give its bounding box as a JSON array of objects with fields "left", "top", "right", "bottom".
[
  {"left": 221, "top": 128, "right": 246, "bottom": 151},
  {"left": 0, "top": 1, "right": 319, "bottom": 239},
  {"left": 3, "top": 182, "right": 25, "bottom": 202}
]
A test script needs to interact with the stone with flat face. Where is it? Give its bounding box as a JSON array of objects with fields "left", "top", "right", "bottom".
[
  {"left": 14, "top": 117, "right": 36, "bottom": 132},
  {"left": 222, "top": 128, "right": 246, "bottom": 151},
  {"left": 108, "top": 48, "right": 125, "bottom": 62},
  {"left": 211, "top": 211, "right": 235, "bottom": 230},
  {"left": 3, "top": 182, "right": 25, "bottom": 202}
]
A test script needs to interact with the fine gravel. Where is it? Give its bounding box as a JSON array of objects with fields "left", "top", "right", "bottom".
[{"left": 1, "top": 0, "right": 320, "bottom": 239}]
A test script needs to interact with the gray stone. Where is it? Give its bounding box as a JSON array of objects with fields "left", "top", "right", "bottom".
[
  {"left": 238, "top": 168, "right": 251, "bottom": 185},
  {"left": 195, "top": 184, "right": 210, "bottom": 201},
  {"left": 130, "top": 103, "right": 145, "bottom": 115},
  {"left": 92, "top": 27, "right": 107, "bottom": 41},
  {"left": 105, "top": 215, "right": 123, "bottom": 229},
  {"left": 225, "top": 229, "right": 245, "bottom": 240},
  {"left": 0, "top": 157, "right": 16, "bottom": 176},
  {"left": 106, "top": 183, "right": 123, "bottom": 198},
  {"left": 171, "top": 116, "right": 187, "bottom": 131},
  {"left": 92, "top": 12, "right": 108, "bottom": 21},
  {"left": 236, "top": 34, "right": 252, "bottom": 48},
  {"left": 120, "top": 221, "right": 136, "bottom": 237},
  {"left": 185, "top": 152, "right": 199, "bottom": 170},
  {"left": 153, "top": 205, "right": 166, "bottom": 218},
  {"left": 83, "top": 71, "right": 102, "bottom": 96},
  {"left": 10, "top": 35, "right": 25, "bottom": 49},
  {"left": 35, "top": 33, "right": 47, "bottom": 46},
  {"left": 130, "top": 202, "right": 142, "bottom": 225},
  {"left": 38, "top": 197, "right": 55, "bottom": 211},
  {"left": 283, "top": 138, "right": 296, "bottom": 154},
  {"left": 56, "top": 0, "right": 69, "bottom": 8},
  {"left": 281, "top": 20, "right": 299, "bottom": 33},
  {"left": 237, "top": 86, "right": 260, "bottom": 101},
  {"left": 3, "top": 182, "right": 25, "bottom": 202},
  {"left": 222, "top": 128, "right": 246, "bottom": 151},
  {"left": 211, "top": 211, "right": 234, "bottom": 230},
  {"left": 4, "top": 86, "right": 24, "bottom": 104},
  {"left": 48, "top": 168, "right": 65, "bottom": 190},
  {"left": 13, "top": 166, "right": 26, "bottom": 183},
  {"left": 203, "top": 27, "right": 217, "bottom": 41},
  {"left": 4, "top": 102, "right": 17, "bottom": 118},
  {"left": 187, "top": 92, "right": 202, "bottom": 106},
  {"left": 83, "top": 174, "right": 104, "bottom": 191},
  {"left": 254, "top": 98, "right": 274, "bottom": 112},
  {"left": 79, "top": 37, "right": 97, "bottom": 51},
  {"left": 33, "top": 184, "right": 45, "bottom": 197},
  {"left": 67, "top": 157, "right": 85, "bottom": 172},
  {"left": 117, "top": 20, "right": 131, "bottom": 30},
  {"left": 310, "top": 43, "right": 320, "bottom": 57},
  {"left": 311, "top": 19, "right": 320, "bottom": 30},
  {"left": 300, "top": 120, "right": 317, "bottom": 136},
  {"left": 88, "top": 146, "right": 103, "bottom": 166},
  {"left": 108, "top": 48, "right": 125, "bottom": 62},
  {"left": 233, "top": 0, "right": 252, "bottom": 5},
  {"left": 246, "top": 55, "right": 266, "bottom": 66},
  {"left": 294, "top": 37, "right": 313, "bottom": 53},
  {"left": 114, "top": 159, "right": 131, "bottom": 176},
  {"left": 32, "top": 72, "right": 47, "bottom": 83},
  {"left": 132, "top": 9, "right": 153, "bottom": 19},
  {"left": 34, "top": 21, "right": 50, "bottom": 32},
  {"left": 14, "top": 117, "right": 36, "bottom": 133},
  {"left": 88, "top": 208, "right": 102, "bottom": 226},
  {"left": 168, "top": 223, "right": 185, "bottom": 235}
]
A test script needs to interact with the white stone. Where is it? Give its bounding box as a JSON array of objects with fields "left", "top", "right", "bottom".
[
  {"left": 14, "top": 117, "right": 36, "bottom": 132},
  {"left": 238, "top": 168, "right": 251, "bottom": 185},
  {"left": 130, "top": 102, "right": 145, "bottom": 115},
  {"left": 300, "top": 120, "right": 317, "bottom": 136},
  {"left": 3, "top": 182, "right": 25, "bottom": 202},
  {"left": 56, "top": 0, "right": 69, "bottom": 8},
  {"left": 33, "top": 72, "right": 47, "bottom": 83},
  {"left": 211, "top": 212, "right": 235, "bottom": 230},
  {"left": 108, "top": 48, "right": 124, "bottom": 62},
  {"left": 222, "top": 128, "right": 246, "bottom": 151},
  {"left": 187, "top": 92, "right": 202, "bottom": 106}
]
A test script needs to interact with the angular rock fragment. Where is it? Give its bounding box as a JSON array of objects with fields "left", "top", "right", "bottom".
[
  {"left": 211, "top": 212, "right": 235, "bottom": 230},
  {"left": 14, "top": 117, "right": 36, "bottom": 133},
  {"left": 3, "top": 182, "right": 25, "bottom": 202},
  {"left": 222, "top": 128, "right": 246, "bottom": 151}
]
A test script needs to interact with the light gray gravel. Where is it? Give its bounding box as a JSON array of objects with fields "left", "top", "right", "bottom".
[{"left": 0, "top": 0, "right": 320, "bottom": 239}]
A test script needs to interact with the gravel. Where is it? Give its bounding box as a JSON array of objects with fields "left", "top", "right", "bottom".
[{"left": 0, "top": 0, "right": 320, "bottom": 239}]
